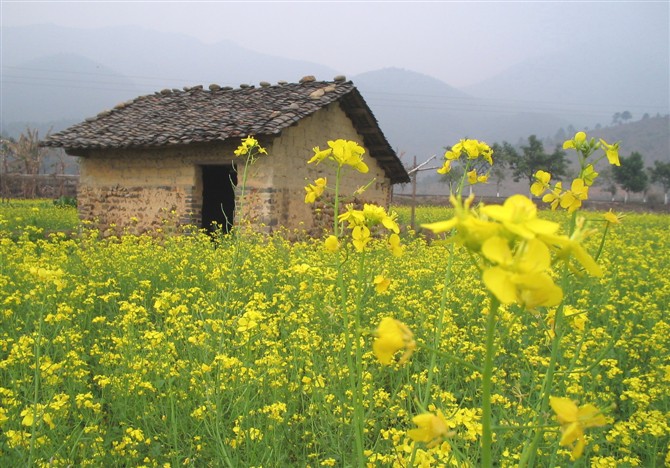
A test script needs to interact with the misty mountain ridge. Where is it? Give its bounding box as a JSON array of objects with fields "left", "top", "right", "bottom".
[{"left": 2, "top": 24, "right": 667, "bottom": 166}]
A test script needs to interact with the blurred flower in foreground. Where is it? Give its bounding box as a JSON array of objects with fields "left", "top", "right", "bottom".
[
  {"left": 373, "top": 275, "right": 391, "bottom": 293},
  {"left": 423, "top": 194, "right": 602, "bottom": 310},
  {"left": 373, "top": 317, "right": 415, "bottom": 365},
  {"left": 324, "top": 235, "right": 339, "bottom": 253},
  {"left": 481, "top": 236, "right": 563, "bottom": 309},
  {"left": 550, "top": 396, "right": 607, "bottom": 460},
  {"left": 407, "top": 410, "right": 455, "bottom": 448}
]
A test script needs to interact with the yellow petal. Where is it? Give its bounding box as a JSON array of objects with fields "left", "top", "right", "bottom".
[
  {"left": 482, "top": 267, "right": 518, "bottom": 304},
  {"left": 324, "top": 235, "right": 339, "bottom": 252},
  {"left": 421, "top": 218, "right": 458, "bottom": 234},
  {"left": 550, "top": 396, "right": 578, "bottom": 424},
  {"left": 481, "top": 236, "right": 513, "bottom": 266},
  {"left": 578, "top": 404, "right": 607, "bottom": 428},
  {"left": 373, "top": 318, "right": 404, "bottom": 365}
]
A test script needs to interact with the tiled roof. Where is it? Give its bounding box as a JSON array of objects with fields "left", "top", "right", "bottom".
[{"left": 42, "top": 77, "right": 410, "bottom": 184}]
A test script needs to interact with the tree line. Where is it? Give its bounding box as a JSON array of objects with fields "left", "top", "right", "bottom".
[{"left": 440, "top": 135, "right": 670, "bottom": 205}]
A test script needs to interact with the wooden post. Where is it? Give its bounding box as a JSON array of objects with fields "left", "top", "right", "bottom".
[{"left": 411, "top": 156, "right": 417, "bottom": 231}]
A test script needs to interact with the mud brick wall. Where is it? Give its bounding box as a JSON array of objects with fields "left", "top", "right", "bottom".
[
  {"left": 77, "top": 143, "right": 237, "bottom": 234},
  {"left": 260, "top": 101, "right": 391, "bottom": 235}
]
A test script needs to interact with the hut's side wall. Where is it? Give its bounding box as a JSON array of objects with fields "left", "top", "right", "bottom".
[{"left": 261, "top": 102, "right": 392, "bottom": 234}]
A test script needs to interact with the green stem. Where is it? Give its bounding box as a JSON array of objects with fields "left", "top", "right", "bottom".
[
  {"left": 518, "top": 207, "right": 578, "bottom": 467},
  {"left": 421, "top": 241, "right": 454, "bottom": 408},
  {"left": 352, "top": 252, "right": 367, "bottom": 467},
  {"left": 236, "top": 152, "right": 253, "bottom": 229},
  {"left": 518, "top": 276, "right": 569, "bottom": 468},
  {"left": 594, "top": 222, "right": 610, "bottom": 261},
  {"left": 28, "top": 306, "right": 45, "bottom": 466},
  {"left": 481, "top": 296, "right": 500, "bottom": 467},
  {"left": 456, "top": 161, "right": 471, "bottom": 198},
  {"left": 333, "top": 165, "right": 342, "bottom": 237},
  {"left": 330, "top": 163, "right": 364, "bottom": 466}
]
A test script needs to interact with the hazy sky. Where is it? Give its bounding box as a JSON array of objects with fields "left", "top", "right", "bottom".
[{"left": 2, "top": 0, "right": 668, "bottom": 88}]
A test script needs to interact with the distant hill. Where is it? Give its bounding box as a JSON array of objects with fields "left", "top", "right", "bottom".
[
  {"left": 1, "top": 23, "right": 340, "bottom": 130},
  {"left": 2, "top": 53, "right": 140, "bottom": 122},
  {"left": 588, "top": 116, "right": 670, "bottom": 166},
  {"left": 353, "top": 68, "right": 573, "bottom": 165},
  {"left": 463, "top": 42, "right": 669, "bottom": 130}
]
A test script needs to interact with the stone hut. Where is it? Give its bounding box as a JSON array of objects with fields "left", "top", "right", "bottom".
[{"left": 41, "top": 76, "right": 410, "bottom": 235}]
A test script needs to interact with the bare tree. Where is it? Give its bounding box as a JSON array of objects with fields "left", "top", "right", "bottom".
[{"left": 5, "top": 128, "right": 51, "bottom": 198}]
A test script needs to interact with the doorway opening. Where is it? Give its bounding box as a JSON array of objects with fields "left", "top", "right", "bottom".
[{"left": 201, "top": 165, "right": 237, "bottom": 234}]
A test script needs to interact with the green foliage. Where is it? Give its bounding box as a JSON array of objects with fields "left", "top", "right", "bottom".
[
  {"left": 0, "top": 199, "right": 79, "bottom": 240},
  {"left": 438, "top": 163, "right": 465, "bottom": 191},
  {"left": 613, "top": 152, "right": 649, "bottom": 195},
  {"left": 508, "top": 135, "right": 568, "bottom": 185},
  {"left": 650, "top": 160, "right": 670, "bottom": 193},
  {"left": 53, "top": 196, "right": 77, "bottom": 208}
]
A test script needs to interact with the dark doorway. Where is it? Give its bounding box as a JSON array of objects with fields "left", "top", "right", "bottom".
[{"left": 201, "top": 165, "right": 237, "bottom": 233}]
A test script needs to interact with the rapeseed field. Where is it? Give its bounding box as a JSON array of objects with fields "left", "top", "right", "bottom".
[{"left": 1, "top": 135, "right": 668, "bottom": 466}]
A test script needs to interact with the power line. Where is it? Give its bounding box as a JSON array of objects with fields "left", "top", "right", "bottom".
[{"left": 4, "top": 64, "right": 666, "bottom": 113}]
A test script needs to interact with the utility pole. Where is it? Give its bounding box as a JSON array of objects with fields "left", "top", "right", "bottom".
[{"left": 407, "top": 155, "right": 439, "bottom": 231}]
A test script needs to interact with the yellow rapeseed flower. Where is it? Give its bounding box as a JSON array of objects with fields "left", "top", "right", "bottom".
[
  {"left": 581, "top": 164, "right": 599, "bottom": 187},
  {"left": 436, "top": 159, "right": 452, "bottom": 174},
  {"left": 444, "top": 139, "right": 493, "bottom": 164},
  {"left": 308, "top": 139, "right": 369, "bottom": 173},
  {"left": 560, "top": 178, "right": 589, "bottom": 213},
  {"left": 373, "top": 275, "right": 391, "bottom": 293},
  {"left": 373, "top": 317, "right": 415, "bottom": 365},
  {"left": 531, "top": 170, "right": 551, "bottom": 197},
  {"left": 407, "top": 410, "right": 455, "bottom": 448},
  {"left": 563, "top": 131, "right": 587, "bottom": 150},
  {"left": 388, "top": 233, "right": 404, "bottom": 257},
  {"left": 604, "top": 209, "right": 623, "bottom": 225},
  {"left": 542, "top": 181, "right": 563, "bottom": 210},
  {"left": 481, "top": 237, "right": 563, "bottom": 308},
  {"left": 234, "top": 136, "right": 267, "bottom": 157},
  {"left": 304, "top": 177, "right": 327, "bottom": 204},
  {"left": 324, "top": 235, "right": 339, "bottom": 253},
  {"left": 480, "top": 194, "right": 559, "bottom": 240},
  {"left": 599, "top": 139, "right": 620, "bottom": 166},
  {"left": 550, "top": 396, "right": 607, "bottom": 459},
  {"left": 352, "top": 225, "right": 371, "bottom": 252}
]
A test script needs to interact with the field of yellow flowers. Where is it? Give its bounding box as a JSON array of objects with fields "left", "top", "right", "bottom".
[
  {"left": 1, "top": 134, "right": 669, "bottom": 467},
  {"left": 0, "top": 199, "right": 668, "bottom": 466}
]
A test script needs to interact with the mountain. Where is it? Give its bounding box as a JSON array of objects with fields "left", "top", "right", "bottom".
[
  {"left": 3, "top": 23, "right": 340, "bottom": 93},
  {"left": 463, "top": 43, "right": 669, "bottom": 129},
  {"left": 1, "top": 24, "right": 341, "bottom": 131},
  {"left": 2, "top": 24, "right": 667, "bottom": 172},
  {"left": 581, "top": 116, "right": 669, "bottom": 166},
  {"left": 2, "top": 53, "right": 140, "bottom": 122},
  {"left": 353, "top": 68, "right": 572, "bottom": 164}
]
